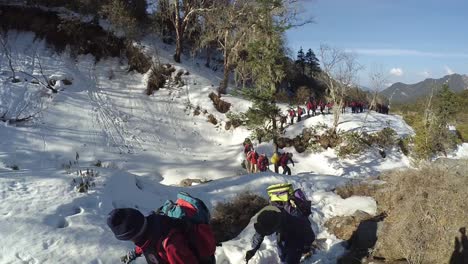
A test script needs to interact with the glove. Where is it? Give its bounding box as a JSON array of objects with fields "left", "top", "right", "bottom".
[
  {"left": 245, "top": 249, "right": 257, "bottom": 263},
  {"left": 120, "top": 250, "right": 138, "bottom": 264},
  {"left": 302, "top": 244, "right": 312, "bottom": 254}
]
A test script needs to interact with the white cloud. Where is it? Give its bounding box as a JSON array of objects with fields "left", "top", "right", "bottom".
[
  {"left": 419, "top": 71, "right": 430, "bottom": 78},
  {"left": 445, "top": 66, "right": 454, "bottom": 75},
  {"left": 389, "top": 68, "right": 403, "bottom": 77},
  {"left": 345, "top": 48, "right": 468, "bottom": 58}
]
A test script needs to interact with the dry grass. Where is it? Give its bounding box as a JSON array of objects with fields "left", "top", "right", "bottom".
[
  {"left": 210, "top": 193, "right": 268, "bottom": 243},
  {"left": 373, "top": 164, "right": 468, "bottom": 263},
  {"left": 335, "top": 181, "right": 381, "bottom": 199}
]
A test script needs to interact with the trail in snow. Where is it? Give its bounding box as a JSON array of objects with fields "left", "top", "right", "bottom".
[{"left": 2, "top": 29, "right": 458, "bottom": 264}]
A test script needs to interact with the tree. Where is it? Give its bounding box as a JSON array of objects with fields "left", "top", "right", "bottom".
[
  {"left": 102, "top": 0, "right": 140, "bottom": 38},
  {"left": 316, "top": 44, "right": 362, "bottom": 133},
  {"left": 163, "top": 0, "right": 213, "bottom": 63},
  {"left": 201, "top": 0, "right": 254, "bottom": 94},
  {"left": 296, "top": 47, "right": 305, "bottom": 75},
  {"left": 202, "top": 0, "right": 311, "bottom": 95},
  {"left": 305, "top": 48, "right": 320, "bottom": 74}
]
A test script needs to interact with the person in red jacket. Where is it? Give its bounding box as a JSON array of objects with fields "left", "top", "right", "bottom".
[
  {"left": 280, "top": 152, "right": 294, "bottom": 175},
  {"left": 107, "top": 208, "right": 212, "bottom": 264},
  {"left": 257, "top": 153, "right": 269, "bottom": 172},
  {"left": 289, "top": 109, "right": 295, "bottom": 124},
  {"left": 297, "top": 106, "right": 303, "bottom": 122},
  {"left": 306, "top": 100, "right": 313, "bottom": 117}
]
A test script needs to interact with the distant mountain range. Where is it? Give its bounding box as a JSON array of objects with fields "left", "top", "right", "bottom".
[{"left": 381, "top": 74, "right": 468, "bottom": 103}]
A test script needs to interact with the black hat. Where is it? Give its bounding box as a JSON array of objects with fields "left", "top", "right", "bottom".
[
  {"left": 254, "top": 206, "right": 282, "bottom": 236},
  {"left": 107, "top": 208, "right": 146, "bottom": 241}
]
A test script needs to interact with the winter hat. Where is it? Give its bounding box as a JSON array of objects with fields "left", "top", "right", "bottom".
[
  {"left": 254, "top": 206, "right": 282, "bottom": 236},
  {"left": 107, "top": 208, "right": 147, "bottom": 241}
]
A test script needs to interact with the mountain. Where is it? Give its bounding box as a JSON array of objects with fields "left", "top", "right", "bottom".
[{"left": 381, "top": 74, "right": 468, "bottom": 103}]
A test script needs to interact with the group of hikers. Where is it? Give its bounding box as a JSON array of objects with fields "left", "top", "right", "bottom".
[
  {"left": 243, "top": 138, "right": 295, "bottom": 175},
  {"left": 286, "top": 99, "right": 333, "bottom": 125},
  {"left": 108, "top": 183, "right": 315, "bottom": 264}
]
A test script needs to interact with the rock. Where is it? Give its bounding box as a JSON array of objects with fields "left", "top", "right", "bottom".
[{"left": 325, "top": 210, "right": 373, "bottom": 241}]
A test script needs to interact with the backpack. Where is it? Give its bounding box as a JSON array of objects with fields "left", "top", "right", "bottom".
[
  {"left": 257, "top": 155, "right": 268, "bottom": 171},
  {"left": 266, "top": 184, "right": 312, "bottom": 217},
  {"left": 279, "top": 154, "right": 289, "bottom": 167},
  {"left": 158, "top": 192, "right": 216, "bottom": 261},
  {"left": 270, "top": 152, "right": 279, "bottom": 164}
]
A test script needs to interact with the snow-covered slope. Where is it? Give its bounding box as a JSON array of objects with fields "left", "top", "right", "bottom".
[{"left": 0, "top": 28, "right": 428, "bottom": 264}]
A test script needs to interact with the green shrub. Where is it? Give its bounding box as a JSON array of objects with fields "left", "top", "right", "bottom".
[
  {"left": 226, "top": 111, "right": 245, "bottom": 128},
  {"left": 366, "top": 127, "right": 398, "bottom": 149},
  {"left": 337, "top": 132, "right": 367, "bottom": 158}
]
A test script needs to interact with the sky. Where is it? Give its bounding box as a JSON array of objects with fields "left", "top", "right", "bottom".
[{"left": 286, "top": 0, "right": 468, "bottom": 88}]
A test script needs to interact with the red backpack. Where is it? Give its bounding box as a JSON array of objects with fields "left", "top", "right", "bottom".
[
  {"left": 158, "top": 192, "right": 216, "bottom": 262},
  {"left": 257, "top": 155, "right": 268, "bottom": 171}
]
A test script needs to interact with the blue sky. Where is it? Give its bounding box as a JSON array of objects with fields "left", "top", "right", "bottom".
[{"left": 286, "top": 0, "right": 468, "bottom": 87}]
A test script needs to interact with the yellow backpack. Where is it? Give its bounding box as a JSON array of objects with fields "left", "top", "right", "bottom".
[{"left": 270, "top": 153, "right": 279, "bottom": 164}]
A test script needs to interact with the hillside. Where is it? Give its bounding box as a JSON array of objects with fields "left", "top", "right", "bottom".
[
  {"left": 381, "top": 73, "right": 468, "bottom": 103},
  {"left": 1, "top": 6, "right": 467, "bottom": 264}
]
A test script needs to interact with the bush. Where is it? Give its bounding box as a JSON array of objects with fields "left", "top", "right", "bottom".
[
  {"left": 337, "top": 132, "right": 366, "bottom": 158},
  {"left": 211, "top": 193, "right": 268, "bottom": 243},
  {"left": 226, "top": 111, "right": 245, "bottom": 128},
  {"left": 72, "top": 168, "right": 99, "bottom": 193},
  {"left": 295, "top": 86, "right": 311, "bottom": 104},
  {"left": 146, "top": 64, "right": 174, "bottom": 95},
  {"left": 318, "top": 129, "right": 342, "bottom": 149},
  {"left": 209, "top": 92, "right": 231, "bottom": 113},
  {"left": 366, "top": 127, "right": 397, "bottom": 149},
  {"left": 373, "top": 164, "right": 468, "bottom": 263},
  {"left": 207, "top": 114, "right": 217, "bottom": 125}
]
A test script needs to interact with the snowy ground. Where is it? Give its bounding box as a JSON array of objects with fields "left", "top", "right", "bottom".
[{"left": 0, "top": 28, "right": 458, "bottom": 264}]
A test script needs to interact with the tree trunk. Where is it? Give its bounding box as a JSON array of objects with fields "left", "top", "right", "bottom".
[
  {"left": 219, "top": 53, "right": 230, "bottom": 95},
  {"left": 173, "top": 0, "right": 182, "bottom": 63},
  {"left": 205, "top": 48, "right": 211, "bottom": 68},
  {"left": 272, "top": 116, "right": 279, "bottom": 153}
]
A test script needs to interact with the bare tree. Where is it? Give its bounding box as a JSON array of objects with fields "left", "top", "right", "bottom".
[
  {"left": 360, "top": 66, "right": 388, "bottom": 132},
  {"left": 0, "top": 33, "right": 17, "bottom": 81},
  {"left": 316, "top": 44, "right": 362, "bottom": 133},
  {"left": 159, "top": 0, "right": 214, "bottom": 63}
]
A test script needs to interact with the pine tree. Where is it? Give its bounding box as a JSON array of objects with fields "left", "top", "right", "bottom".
[
  {"left": 296, "top": 47, "right": 305, "bottom": 75},
  {"left": 305, "top": 48, "right": 321, "bottom": 74}
]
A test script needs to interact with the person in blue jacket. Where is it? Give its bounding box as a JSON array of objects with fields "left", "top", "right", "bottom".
[{"left": 245, "top": 205, "right": 315, "bottom": 264}]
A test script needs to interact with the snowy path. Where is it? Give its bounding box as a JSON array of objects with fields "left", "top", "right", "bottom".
[{"left": 0, "top": 31, "right": 428, "bottom": 264}]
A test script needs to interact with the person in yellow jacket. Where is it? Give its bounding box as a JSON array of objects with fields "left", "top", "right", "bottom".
[{"left": 270, "top": 152, "right": 281, "bottom": 173}]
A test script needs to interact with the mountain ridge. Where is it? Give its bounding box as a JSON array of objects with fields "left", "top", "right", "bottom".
[{"left": 381, "top": 73, "right": 468, "bottom": 103}]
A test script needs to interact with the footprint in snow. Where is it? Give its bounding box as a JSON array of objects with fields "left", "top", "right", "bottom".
[
  {"left": 15, "top": 252, "right": 38, "bottom": 264},
  {"left": 45, "top": 206, "right": 84, "bottom": 229}
]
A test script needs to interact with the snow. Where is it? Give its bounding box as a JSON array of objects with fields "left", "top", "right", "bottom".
[
  {"left": 0, "top": 27, "right": 442, "bottom": 264},
  {"left": 285, "top": 110, "right": 415, "bottom": 138},
  {"left": 449, "top": 143, "right": 468, "bottom": 159}
]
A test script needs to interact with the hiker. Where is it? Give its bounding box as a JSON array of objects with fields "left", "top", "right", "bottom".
[
  {"left": 270, "top": 152, "right": 280, "bottom": 173},
  {"left": 245, "top": 184, "right": 315, "bottom": 264},
  {"left": 319, "top": 101, "right": 325, "bottom": 114},
  {"left": 280, "top": 115, "right": 287, "bottom": 130},
  {"left": 257, "top": 153, "right": 269, "bottom": 172},
  {"left": 107, "top": 206, "right": 216, "bottom": 264},
  {"left": 289, "top": 109, "right": 295, "bottom": 124},
  {"left": 243, "top": 138, "right": 253, "bottom": 154},
  {"left": 306, "top": 100, "right": 313, "bottom": 117},
  {"left": 247, "top": 149, "right": 259, "bottom": 173},
  {"left": 296, "top": 106, "right": 303, "bottom": 122},
  {"left": 311, "top": 100, "right": 317, "bottom": 116},
  {"left": 280, "top": 152, "right": 294, "bottom": 175}
]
